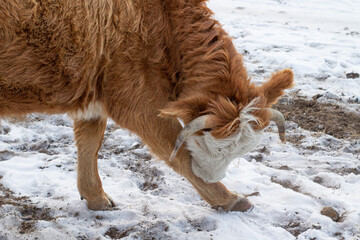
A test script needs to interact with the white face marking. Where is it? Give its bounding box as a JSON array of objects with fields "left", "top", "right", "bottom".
[
  {"left": 69, "top": 101, "right": 106, "bottom": 120},
  {"left": 186, "top": 101, "right": 263, "bottom": 183}
]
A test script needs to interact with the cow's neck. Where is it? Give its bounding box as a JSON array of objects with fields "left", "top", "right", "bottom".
[
  {"left": 167, "top": 2, "right": 248, "bottom": 100},
  {"left": 104, "top": 0, "right": 246, "bottom": 161}
]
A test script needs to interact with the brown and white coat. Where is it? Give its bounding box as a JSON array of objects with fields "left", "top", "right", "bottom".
[{"left": 0, "top": 0, "right": 294, "bottom": 211}]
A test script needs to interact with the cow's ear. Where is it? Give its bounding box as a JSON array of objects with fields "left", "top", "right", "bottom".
[
  {"left": 261, "top": 69, "right": 294, "bottom": 106},
  {"left": 159, "top": 95, "right": 210, "bottom": 123}
]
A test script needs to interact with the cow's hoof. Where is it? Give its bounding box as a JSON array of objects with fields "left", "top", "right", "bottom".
[
  {"left": 214, "top": 195, "right": 254, "bottom": 212},
  {"left": 230, "top": 196, "right": 254, "bottom": 212},
  {"left": 85, "top": 193, "right": 115, "bottom": 211}
]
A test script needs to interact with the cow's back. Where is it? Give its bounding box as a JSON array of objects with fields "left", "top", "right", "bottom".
[{"left": 0, "top": 0, "right": 114, "bottom": 114}]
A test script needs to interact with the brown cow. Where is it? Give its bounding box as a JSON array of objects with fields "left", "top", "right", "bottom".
[{"left": 0, "top": 0, "right": 294, "bottom": 212}]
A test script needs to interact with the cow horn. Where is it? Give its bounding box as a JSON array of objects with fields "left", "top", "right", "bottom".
[
  {"left": 268, "top": 109, "right": 286, "bottom": 142},
  {"left": 170, "top": 115, "right": 216, "bottom": 162}
]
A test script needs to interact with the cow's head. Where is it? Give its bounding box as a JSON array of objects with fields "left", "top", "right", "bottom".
[{"left": 160, "top": 69, "right": 294, "bottom": 183}]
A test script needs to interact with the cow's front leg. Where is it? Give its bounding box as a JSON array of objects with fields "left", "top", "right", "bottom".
[
  {"left": 192, "top": 180, "right": 254, "bottom": 212},
  {"left": 171, "top": 153, "right": 253, "bottom": 212},
  {"left": 73, "top": 118, "right": 115, "bottom": 210}
]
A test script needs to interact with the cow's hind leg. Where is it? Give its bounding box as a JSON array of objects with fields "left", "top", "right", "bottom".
[
  {"left": 171, "top": 154, "right": 253, "bottom": 212},
  {"left": 74, "top": 118, "right": 115, "bottom": 210}
]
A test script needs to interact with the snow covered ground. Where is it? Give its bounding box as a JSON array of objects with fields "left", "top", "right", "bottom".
[{"left": 1, "top": 0, "right": 359, "bottom": 239}]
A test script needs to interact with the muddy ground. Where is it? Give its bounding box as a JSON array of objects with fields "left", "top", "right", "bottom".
[
  {"left": 0, "top": 176, "right": 53, "bottom": 235},
  {"left": 275, "top": 97, "right": 360, "bottom": 140}
]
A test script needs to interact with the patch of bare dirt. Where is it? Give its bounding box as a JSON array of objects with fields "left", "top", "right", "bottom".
[
  {"left": 321, "top": 207, "right": 340, "bottom": 222},
  {"left": 282, "top": 220, "right": 310, "bottom": 237},
  {"left": 270, "top": 177, "right": 301, "bottom": 193},
  {"left": 275, "top": 97, "right": 360, "bottom": 139},
  {"left": 118, "top": 144, "right": 165, "bottom": 192},
  {"left": 104, "top": 221, "right": 173, "bottom": 240},
  {"left": 123, "top": 155, "right": 164, "bottom": 191},
  {"left": 270, "top": 177, "right": 316, "bottom": 198},
  {"left": 281, "top": 220, "right": 324, "bottom": 238},
  {"left": 104, "top": 227, "right": 136, "bottom": 239},
  {"left": 0, "top": 176, "right": 54, "bottom": 234},
  {"left": 0, "top": 150, "right": 16, "bottom": 161},
  {"left": 346, "top": 72, "right": 359, "bottom": 79},
  {"left": 333, "top": 167, "right": 360, "bottom": 176}
]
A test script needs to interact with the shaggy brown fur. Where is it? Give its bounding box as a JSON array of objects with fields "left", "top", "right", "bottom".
[{"left": 0, "top": 0, "right": 294, "bottom": 211}]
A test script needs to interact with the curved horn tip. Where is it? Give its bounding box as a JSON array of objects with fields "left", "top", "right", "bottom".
[
  {"left": 169, "top": 151, "right": 177, "bottom": 162},
  {"left": 170, "top": 114, "right": 216, "bottom": 162},
  {"left": 169, "top": 141, "right": 182, "bottom": 162},
  {"left": 268, "top": 108, "right": 286, "bottom": 143}
]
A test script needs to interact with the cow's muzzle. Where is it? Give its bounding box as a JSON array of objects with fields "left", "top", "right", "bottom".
[{"left": 169, "top": 108, "right": 286, "bottom": 162}]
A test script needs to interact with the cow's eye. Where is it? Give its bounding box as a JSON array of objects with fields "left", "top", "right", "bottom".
[{"left": 202, "top": 128, "right": 212, "bottom": 132}]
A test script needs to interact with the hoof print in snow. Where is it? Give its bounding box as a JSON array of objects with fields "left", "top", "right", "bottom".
[{"left": 321, "top": 207, "right": 340, "bottom": 222}]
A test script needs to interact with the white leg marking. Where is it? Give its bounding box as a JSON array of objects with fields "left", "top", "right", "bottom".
[{"left": 69, "top": 101, "right": 107, "bottom": 121}]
